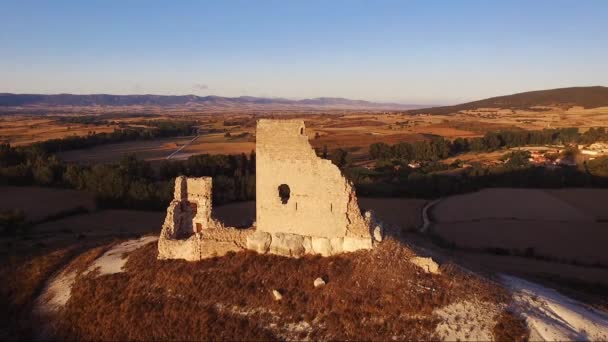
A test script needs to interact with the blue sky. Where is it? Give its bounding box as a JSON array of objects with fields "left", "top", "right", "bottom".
[{"left": 1, "top": 0, "right": 607, "bottom": 104}]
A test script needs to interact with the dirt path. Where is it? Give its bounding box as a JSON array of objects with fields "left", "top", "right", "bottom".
[
  {"left": 415, "top": 198, "right": 608, "bottom": 341},
  {"left": 502, "top": 275, "right": 608, "bottom": 341},
  {"left": 419, "top": 198, "right": 440, "bottom": 232},
  {"left": 33, "top": 237, "right": 158, "bottom": 341},
  {"left": 166, "top": 135, "right": 199, "bottom": 160}
]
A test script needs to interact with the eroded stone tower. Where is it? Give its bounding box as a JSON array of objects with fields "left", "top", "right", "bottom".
[{"left": 247, "top": 119, "right": 378, "bottom": 256}]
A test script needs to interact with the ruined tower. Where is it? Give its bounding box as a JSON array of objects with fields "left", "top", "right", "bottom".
[
  {"left": 158, "top": 119, "right": 381, "bottom": 260},
  {"left": 250, "top": 119, "right": 377, "bottom": 256}
]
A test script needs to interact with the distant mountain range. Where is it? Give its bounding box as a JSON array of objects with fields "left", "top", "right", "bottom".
[
  {"left": 407, "top": 86, "right": 608, "bottom": 115},
  {"left": 0, "top": 93, "right": 422, "bottom": 110}
]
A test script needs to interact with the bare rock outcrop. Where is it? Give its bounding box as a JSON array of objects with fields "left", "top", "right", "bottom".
[{"left": 410, "top": 256, "right": 441, "bottom": 274}]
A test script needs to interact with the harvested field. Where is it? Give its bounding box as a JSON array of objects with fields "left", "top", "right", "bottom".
[
  {"left": 433, "top": 220, "right": 608, "bottom": 265},
  {"left": 359, "top": 197, "right": 427, "bottom": 232},
  {"left": 57, "top": 137, "right": 195, "bottom": 163},
  {"left": 430, "top": 188, "right": 608, "bottom": 266},
  {"left": 0, "top": 116, "right": 116, "bottom": 146},
  {"left": 57, "top": 133, "right": 255, "bottom": 164},
  {"left": 547, "top": 188, "right": 608, "bottom": 221},
  {"left": 210, "top": 198, "right": 427, "bottom": 233},
  {"left": 408, "top": 124, "right": 481, "bottom": 138},
  {"left": 0, "top": 186, "right": 95, "bottom": 221},
  {"left": 34, "top": 209, "right": 164, "bottom": 238},
  {"left": 432, "top": 188, "right": 593, "bottom": 222},
  {"left": 213, "top": 201, "right": 256, "bottom": 228}
]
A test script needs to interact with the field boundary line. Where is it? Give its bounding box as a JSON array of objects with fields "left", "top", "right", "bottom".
[{"left": 166, "top": 135, "right": 199, "bottom": 160}]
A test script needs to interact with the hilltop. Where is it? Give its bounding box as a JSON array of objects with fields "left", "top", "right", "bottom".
[{"left": 408, "top": 86, "right": 608, "bottom": 115}]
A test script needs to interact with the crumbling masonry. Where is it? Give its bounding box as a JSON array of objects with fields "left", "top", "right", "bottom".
[
  {"left": 157, "top": 176, "right": 251, "bottom": 261},
  {"left": 158, "top": 119, "right": 382, "bottom": 260}
]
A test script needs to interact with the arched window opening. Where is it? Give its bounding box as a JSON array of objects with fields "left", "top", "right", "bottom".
[{"left": 278, "top": 184, "right": 290, "bottom": 204}]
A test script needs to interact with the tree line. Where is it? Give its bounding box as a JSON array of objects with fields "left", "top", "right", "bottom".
[
  {"left": 28, "top": 120, "right": 199, "bottom": 155},
  {"left": 0, "top": 142, "right": 256, "bottom": 211},
  {"left": 369, "top": 127, "right": 608, "bottom": 161},
  {"left": 350, "top": 156, "right": 608, "bottom": 199}
]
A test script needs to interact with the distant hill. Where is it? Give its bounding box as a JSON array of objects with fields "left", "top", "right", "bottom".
[
  {"left": 407, "top": 86, "right": 608, "bottom": 115},
  {"left": 0, "top": 93, "right": 421, "bottom": 110}
]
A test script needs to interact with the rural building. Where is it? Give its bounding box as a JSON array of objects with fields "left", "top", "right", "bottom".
[{"left": 158, "top": 119, "right": 381, "bottom": 260}]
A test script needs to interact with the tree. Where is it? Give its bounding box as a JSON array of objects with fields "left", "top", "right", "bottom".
[
  {"left": 369, "top": 142, "right": 391, "bottom": 159},
  {"left": 500, "top": 151, "right": 531, "bottom": 169},
  {"left": 331, "top": 148, "right": 349, "bottom": 168}
]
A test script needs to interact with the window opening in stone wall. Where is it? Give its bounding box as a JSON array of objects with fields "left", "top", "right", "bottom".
[
  {"left": 278, "top": 184, "right": 290, "bottom": 204},
  {"left": 300, "top": 127, "right": 304, "bottom": 135}
]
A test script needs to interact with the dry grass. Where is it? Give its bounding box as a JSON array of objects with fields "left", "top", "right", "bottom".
[
  {"left": 492, "top": 309, "right": 530, "bottom": 342},
  {"left": 51, "top": 238, "right": 508, "bottom": 341},
  {"left": 0, "top": 246, "right": 76, "bottom": 340}
]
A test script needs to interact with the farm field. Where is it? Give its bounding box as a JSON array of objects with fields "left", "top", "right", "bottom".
[
  {"left": 34, "top": 209, "right": 164, "bottom": 238},
  {"left": 57, "top": 137, "right": 196, "bottom": 163},
  {"left": 0, "top": 186, "right": 96, "bottom": 221},
  {"left": 0, "top": 116, "right": 117, "bottom": 146},
  {"left": 211, "top": 198, "right": 427, "bottom": 233},
  {"left": 430, "top": 188, "right": 608, "bottom": 266},
  {"left": 5, "top": 105, "right": 608, "bottom": 166},
  {"left": 358, "top": 197, "right": 427, "bottom": 232}
]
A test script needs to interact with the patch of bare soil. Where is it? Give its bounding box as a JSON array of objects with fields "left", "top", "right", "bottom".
[
  {"left": 0, "top": 186, "right": 96, "bottom": 222},
  {"left": 50, "top": 238, "right": 509, "bottom": 341}
]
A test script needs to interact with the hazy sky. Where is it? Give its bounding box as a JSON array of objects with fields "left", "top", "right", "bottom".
[{"left": 1, "top": 0, "right": 607, "bottom": 104}]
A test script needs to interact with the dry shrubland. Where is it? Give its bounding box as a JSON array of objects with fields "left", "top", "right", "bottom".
[
  {"left": 50, "top": 238, "right": 511, "bottom": 341},
  {"left": 493, "top": 309, "right": 530, "bottom": 342},
  {"left": 0, "top": 246, "right": 75, "bottom": 340}
]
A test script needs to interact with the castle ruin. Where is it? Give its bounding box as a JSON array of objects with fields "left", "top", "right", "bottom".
[{"left": 158, "top": 119, "right": 382, "bottom": 260}]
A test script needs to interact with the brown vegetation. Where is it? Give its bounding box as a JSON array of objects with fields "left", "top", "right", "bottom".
[
  {"left": 51, "top": 238, "right": 508, "bottom": 341},
  {"left": 408, "top": 86, "right": 608, "bottom": 115},
  {"left": 0, "top": 246, "right": 75, "bottom": 340},
  {"left": 492, "top": 309, "right": 530, "bottom": 342}
]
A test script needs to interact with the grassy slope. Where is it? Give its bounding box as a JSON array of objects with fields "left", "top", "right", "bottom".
[{"left": 408, "top": 86, "right": 608, "bottom": 115}]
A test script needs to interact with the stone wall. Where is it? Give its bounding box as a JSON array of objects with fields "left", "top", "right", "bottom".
[
  {"left": 250, "top": 119, "right": 379, "bottom": 256},
  {"left": 158, "top": 176, "right": 252, "bottom": 261}
]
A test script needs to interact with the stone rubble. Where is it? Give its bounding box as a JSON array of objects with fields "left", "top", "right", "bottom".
[
  {"left": 272, "top": 289, "right": 283, "bottom": 301},
  {"left": 410, "top": 256, "right": 441, "bottom": 274}
]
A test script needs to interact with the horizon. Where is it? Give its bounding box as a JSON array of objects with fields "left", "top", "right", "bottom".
[{"left": 1, "top": 0, "right": 607, "bottom": 103}]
